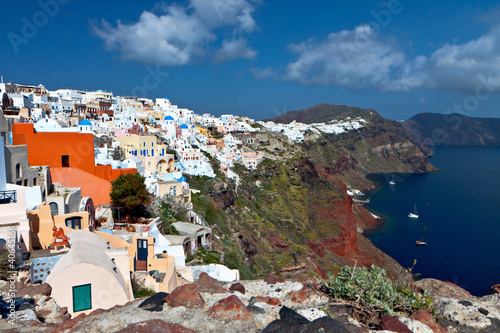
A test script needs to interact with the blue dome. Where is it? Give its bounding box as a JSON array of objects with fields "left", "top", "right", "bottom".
[
  {"left": 164, "top": 96, "right": 169, "bottom": 100},
  {"left": 180, "top": 124, "right": 189, "bottom": 129},
  {"left": 79, "top": 120, "right": 92, "bottom": 126},
  {"left": 164, "top": 115, "right": 174, "bottom": 121}
]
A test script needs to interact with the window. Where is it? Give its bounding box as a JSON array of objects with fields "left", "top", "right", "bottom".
[
  {"left": 49, "top": 202, "right": 59, "bottom": 216},
  {"left": 73, "top": 284, "right": 91, "bottom": 312},
  {"left": 62, "top": 155, "right": 69, "bottom": 168},
  {"left": 65, "top": 217, "right": 82, "bottom": 230},
  {"left": 15, "top": 163, "right": 21, "bottom": 178}
]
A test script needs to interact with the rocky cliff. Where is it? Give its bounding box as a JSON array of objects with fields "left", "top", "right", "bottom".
[
  {"left": 4, "top": 275, "right": 499, "bottom": 332},
  {"left": 190, "top": 105, "right": 437, "bottom": 282},
  {"left": 403, "top": 113, "right": 500, "bottom": 146}
]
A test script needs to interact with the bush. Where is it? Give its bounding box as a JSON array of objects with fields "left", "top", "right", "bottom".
[
  {"left": 321, "top": 265, "right": 432, "bottom": 315},
  {"left": 0, "top": 248, "right": 10, "bottom": 280},
  {"left": 224, "top": 248, "right": 256, "bottom": 280},
  {"left": 133, "top": 287, "right": 155, "bottom": 299},
  {"left": 110, "top": 173, "right": 150, "bottom": 217},
  {"left": 186, "top": 247, "right": 221, "bottom": 265},
  {"left": 159, "top": 202, "right": 180, "bottom": 235}
]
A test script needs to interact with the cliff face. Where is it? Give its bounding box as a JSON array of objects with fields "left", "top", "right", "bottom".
[
  {"left": 191, "top": 105, "right": 435, "bottom": 281},
  {"left": 403, "top": 112, "right": 500, "bottom": 146}
]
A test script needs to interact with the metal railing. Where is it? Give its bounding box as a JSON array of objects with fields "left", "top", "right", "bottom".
[{"left": 0, "top": 190, "right": 17, "bottom": 204}]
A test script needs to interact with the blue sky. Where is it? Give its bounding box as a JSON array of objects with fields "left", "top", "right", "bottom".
[{"left": 1, "top": 0, "right": 500, "bottom": 120}]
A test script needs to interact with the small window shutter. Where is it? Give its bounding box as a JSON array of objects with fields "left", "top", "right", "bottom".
[{"left": 73, "top": 284, "right": 91, "bottom": 312}]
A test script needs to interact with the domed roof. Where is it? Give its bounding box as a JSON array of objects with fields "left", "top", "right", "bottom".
[
  {"left": 164, "top": 96, "right": 169, "bottom": 100},
  {"left": 35, "top": 117, "right": 60, "bottom": 128},
  {"left": 164, "top": 115, "right": 174, "bottom": 121},
  {"left": 180, "top": 124, "right": 189, "bottom": 129},
  {"left": 79, "top": 119, "right": 92, "bottom": 126}
]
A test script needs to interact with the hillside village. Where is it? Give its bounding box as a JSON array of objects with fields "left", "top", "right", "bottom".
[{"left": 0, "top": 80, "right": 373, "bottom": 321}]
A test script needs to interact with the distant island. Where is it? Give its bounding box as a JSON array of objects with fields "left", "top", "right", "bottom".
[{"left": 403, "top": 112, "right": 500, "bottom": 146}]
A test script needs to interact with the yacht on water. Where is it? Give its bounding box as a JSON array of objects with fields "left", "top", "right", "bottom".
[
  {"left": 416, "top": 240, "right": 427, "bottom": 246},
  {"left": 389, "top": 175, "right": 396, "bottom": 185},
  {"left": 408, "top": 204, "right": 419, "bottom": 219}
]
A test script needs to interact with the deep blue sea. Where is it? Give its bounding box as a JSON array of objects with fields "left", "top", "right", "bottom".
[{"left": 366, "top": 146, "right": 500, "bottom": 296}]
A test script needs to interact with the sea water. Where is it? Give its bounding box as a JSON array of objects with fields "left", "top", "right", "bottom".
[{"left": 366, "top": 146, "right": 500, "bottom": 296}]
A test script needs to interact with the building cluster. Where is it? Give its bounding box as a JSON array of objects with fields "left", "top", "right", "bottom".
[
  {"left": 0, "top": 80, "right": 259, "bottom": 318},
  {"left": 0, "top": 78, "right": 368, "bottom": 318},
  {"left": 258, "top": 118, "right": 367, "bottom": 142}
]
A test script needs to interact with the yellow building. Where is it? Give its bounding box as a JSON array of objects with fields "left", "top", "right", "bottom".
[
  {"left": 28, "top": 202, "right": 91, "bottom": 250},
  {"left": 196, "top": 126, "right": 209, "bottom": 137},
  {"left": 119, "top": 135, "right": 168, "bottom": 158}
]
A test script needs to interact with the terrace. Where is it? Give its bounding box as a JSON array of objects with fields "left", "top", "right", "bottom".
[{"left": 0, "top": 190, "right": 16, "bottom": 204}]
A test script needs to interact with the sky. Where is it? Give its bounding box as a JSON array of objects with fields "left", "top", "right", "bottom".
[{"left": 1, "top": 0, "right": 500, "bottom": 121}]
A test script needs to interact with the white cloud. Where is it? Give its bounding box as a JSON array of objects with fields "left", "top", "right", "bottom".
[
  {"left": 283, "top": 25, "right": 411, "bottom": 91},
  {"left": 283, "top": 24, "right": 500, "bottom": 93},
  {"left": 92, "top": 0, "right": 257, "bottom": 66},
  {"left": 422, "top": 25, "right": 500, "bottom": 92},
  {"left": 213, "top": 38, "right": 257, "bottom": 63},
  {"left": 251, "top": 67, "right": 277, "bottom": 80},
  {"left": 190, "top": 0, "right": 256, "bottom": 32}
]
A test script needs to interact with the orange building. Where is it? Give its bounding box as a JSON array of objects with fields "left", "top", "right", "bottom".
[
  {"left": 12, "top": 123, "right": 136, "bottom": 205},
  {"left": 13, "top": 123, "right": 95, "bottom": 173}
]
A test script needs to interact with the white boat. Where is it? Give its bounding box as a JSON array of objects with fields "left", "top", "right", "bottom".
[
  {"left": 416, "top": 240, "right": 427, "bottom": 246},
  {"left": 408, "top": 204, "right": 419, "bottom": 219},
  {"left": 389, "top": 175, "right": 396, "bottom": 185}
]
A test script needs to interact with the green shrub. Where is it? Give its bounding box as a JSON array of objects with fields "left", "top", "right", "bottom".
[
  {"left": 133, "top": 287, "right": 155, "bottom": 299},
  {"left": 321, "top": 265, "right": 432, "bottom": 315}
]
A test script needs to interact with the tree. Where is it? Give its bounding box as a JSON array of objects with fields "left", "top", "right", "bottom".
[{"left": 110, "top": 173, "right": 151, "bottom": 217}]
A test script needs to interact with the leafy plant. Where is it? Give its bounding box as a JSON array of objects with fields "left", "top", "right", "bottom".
[
  {"left": 133, "top": 287, "right": 155, "bottom": 299},
  {"left": 186, "top": 247, "right": 221, "bottom": 265},
  {"left": 110, "top": 173, "right": 151, "bottom": 217},
  {"left": 321, "top": 265, "right": 432, "bottom": 315},
  {"left": 159, "top": 202, "right": 180, "bottom": 235},
  {"left": 0, "top": 248, "right": 10, "bottom": 280}
]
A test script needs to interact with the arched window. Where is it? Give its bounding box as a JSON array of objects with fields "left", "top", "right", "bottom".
[
  {"left": 15, "top": 163, "right": 21, "bottom": 179},
  {"left": 49, "top": 202, "right": 58, "bottom": 216}
]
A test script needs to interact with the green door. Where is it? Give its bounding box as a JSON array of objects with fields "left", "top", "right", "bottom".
[{"left": 73, "top": 284, "right": 91, "bottom": 312}]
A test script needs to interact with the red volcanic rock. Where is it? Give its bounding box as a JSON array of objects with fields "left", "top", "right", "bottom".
[
  {"left": 196, "top": 272, "right": 228, "bottom": 293},
  {"left": 264, "top": 273, "right": 284, "bottom": 284},
  {"left": 116, "top": 320, "right": 197, "bottom": 333},
  {"left": 255, "top": 296, "right": 281, "bottom": 306},
  {"left": 415, "top": 278, "right": 472, "bottom": 300},
  {"left": 410, "top": 309, "right": 447, "bottom": 333},
  {"left": 265, "top": 233, "right": 289, "bottom": 252},
  {"left": 164, "top": 284, "right": 205, "bottom": 309},
  {"left": 288, "top": 286, "right": 316, "bottom": 303},
  {"left": 311, "top": 196, "right": 358, "bottom": 258},
  {"left": 323, "top": 156, "right": 358, "bottom": 175},
  {"left": 52, "top": 312, "right": 87, "bottom": 332},
  {"left": 307, "top": 240, "right": 325, "bottom": 258},
  {"left": 378, "top": 315, "right": 412, "bottom": 333},
  {"left": 208, "top": 295, "right": 253, "bottom": 321},
  {"left": 352, "top": 203, "right": 380, "bottom": 230},
  {"left": 489, "top": 284, "right": 500, "bottom": 294},
  {"left": 16, "top": 283, "right": 52, "bottom": 298},
  {"left": 229, "top": 283, "right": 245, "bottom": 294}
]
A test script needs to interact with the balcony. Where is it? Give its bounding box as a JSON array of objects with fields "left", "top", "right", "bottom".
[{"left": 0, "top": 190, "right": 17, "bottom": 204}]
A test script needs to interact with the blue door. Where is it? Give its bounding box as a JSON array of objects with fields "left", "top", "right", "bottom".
[{"left": 136, "top": 239, "right": 148, "bottom": 271}]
